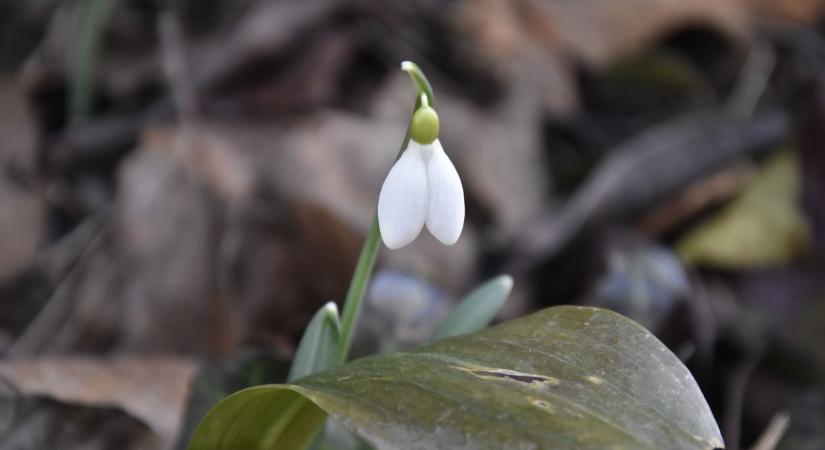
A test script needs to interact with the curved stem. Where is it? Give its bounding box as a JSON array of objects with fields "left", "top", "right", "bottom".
[
  {"left": 336, "top": 61, "right": 434, "bottom": 364},
  {"left": 336, "top": 217, "right": 381, "bottom": 364},
  {"left": 336, "top": 129, "right": 411, "bottom": 364},
  {"left": 401, "top": 61, "right": 435, "bottom": 107}
]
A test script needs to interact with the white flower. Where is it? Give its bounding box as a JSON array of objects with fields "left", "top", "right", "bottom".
[{"left": 378, "top": 139, "right": 464, "bottom": 249}]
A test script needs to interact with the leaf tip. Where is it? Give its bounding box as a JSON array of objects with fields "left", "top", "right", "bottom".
[
  {"left": 322, "top": 301, "right": 340, "bottom": 321},
  {"left": 497, "top": 274, "right": 514, "bottom": 292}
]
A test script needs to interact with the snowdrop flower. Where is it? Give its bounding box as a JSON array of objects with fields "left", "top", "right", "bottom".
[{"left": 378, "top": 100, "right": 464, "bottom": 249}]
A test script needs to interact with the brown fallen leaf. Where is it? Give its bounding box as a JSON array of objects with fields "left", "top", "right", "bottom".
[
  {"left": 458, "top": 0, "right": 825, "bottom": 70},
  {"left": 451, "top": 0, "right": 825, "bottom": 120},
  {"left": 0, "top": 357, "right": 197, "bottom": 449},
  {"left": 115, "top": 144, "right": 233, "bottom": 356},
  {"left": 125, "top": 124, "right": 367, "bottom": 350},
  {"left": 743, "top": 0, "right": 825, "bottom": 22}
]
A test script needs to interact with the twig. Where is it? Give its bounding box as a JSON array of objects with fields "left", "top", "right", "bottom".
[
  {"left": 49, "top": 102, "right": 171, "bottom": 169},
  {"left": 192, "top": 0, "right": 337, "bottom": 94},
  {"left": 725, "top": 43, "right": 777, "bottom": 120},
  {"left": 723, "top": 357, "right": 760, "bottom": 450},
  {"left": 35, "top": 213, "right": 107, "bottom": 277},
  {"left": 749, "top": 411, "right": 791, "bottom": 450},
  {"left": 685, "top": 276, "right": 718, "bottom": 388},
  {"left": 507, "top": 110, "right": 790, "bottom": 273},
  {"left": 6, "top": 217, "right": 109, "bottom": 358},
  {"left": 157, "top": 10, "right": 199, "bottom": 126},
  {"left": 637, "top": 163, "right": 756, "bottom": 235}
]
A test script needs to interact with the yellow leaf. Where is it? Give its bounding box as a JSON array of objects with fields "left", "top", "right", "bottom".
[{"left": 677, "top": 150, "right": 810, "bottom": 268}]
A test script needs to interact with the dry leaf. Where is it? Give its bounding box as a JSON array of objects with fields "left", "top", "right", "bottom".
[{"left": 0, "top": 357, "right": 197, "bottom": 449}]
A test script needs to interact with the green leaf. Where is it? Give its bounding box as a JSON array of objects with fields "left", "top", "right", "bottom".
[
  {"left": 430, "top": 274, "right": 513, "bottom": 341},
  {"left": 289, "top": 302, "right": 341, "bottom": 382},
  {"left": 189, "top": 306, "right": 723, "bottom": 450},
  {"left": 176, "top": 351, "right": 291, "bottom": 448}
]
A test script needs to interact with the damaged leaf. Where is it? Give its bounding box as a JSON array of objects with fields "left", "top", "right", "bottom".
[{"left": 189, "top": 306, "right": 723, "bottom": 450}]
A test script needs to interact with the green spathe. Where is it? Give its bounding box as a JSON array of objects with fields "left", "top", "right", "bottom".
[{"left": 189, "top": 306, "right": 723, "bottom": 450}]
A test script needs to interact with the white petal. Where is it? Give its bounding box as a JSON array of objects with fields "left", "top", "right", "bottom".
[
  {"left": 425, "top": 140, "right": 464, "bottom": 245},
  {"left": 377, "top": 144, "right": 429, "bottom": 249}
]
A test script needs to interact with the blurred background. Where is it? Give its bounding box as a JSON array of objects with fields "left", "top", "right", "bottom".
[{"left": 1, "top": 0, "right": 824, "bottom": 448}]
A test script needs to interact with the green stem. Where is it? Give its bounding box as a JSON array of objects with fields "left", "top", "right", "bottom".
[
  {"left": 336, "top": 129, "right": 412, "bottom": 364},
  {"left": 335, "top": 61, "right": 433, "bottom": 365},
  {"left": 335, "top": 217, "right": 381, "bottom": 364}
]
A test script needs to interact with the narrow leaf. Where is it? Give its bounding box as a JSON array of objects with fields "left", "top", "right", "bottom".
[
  {"left": 189, "top": 306, "right": 723, "bottom": 450},
  {"left": 430, "top": 274, "right": 513, "bottom": 341},
  {"left": 288, "top": 302, "right": 341, "bottom": 382}
]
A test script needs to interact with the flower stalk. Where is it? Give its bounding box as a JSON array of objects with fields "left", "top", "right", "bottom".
[{"left": 335, "top": 61, "right": 435, "bottom": 364}]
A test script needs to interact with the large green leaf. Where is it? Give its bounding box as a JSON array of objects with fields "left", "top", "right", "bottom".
[{"left": 189, "top": 306, "right": 723, "bottom": 450}]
